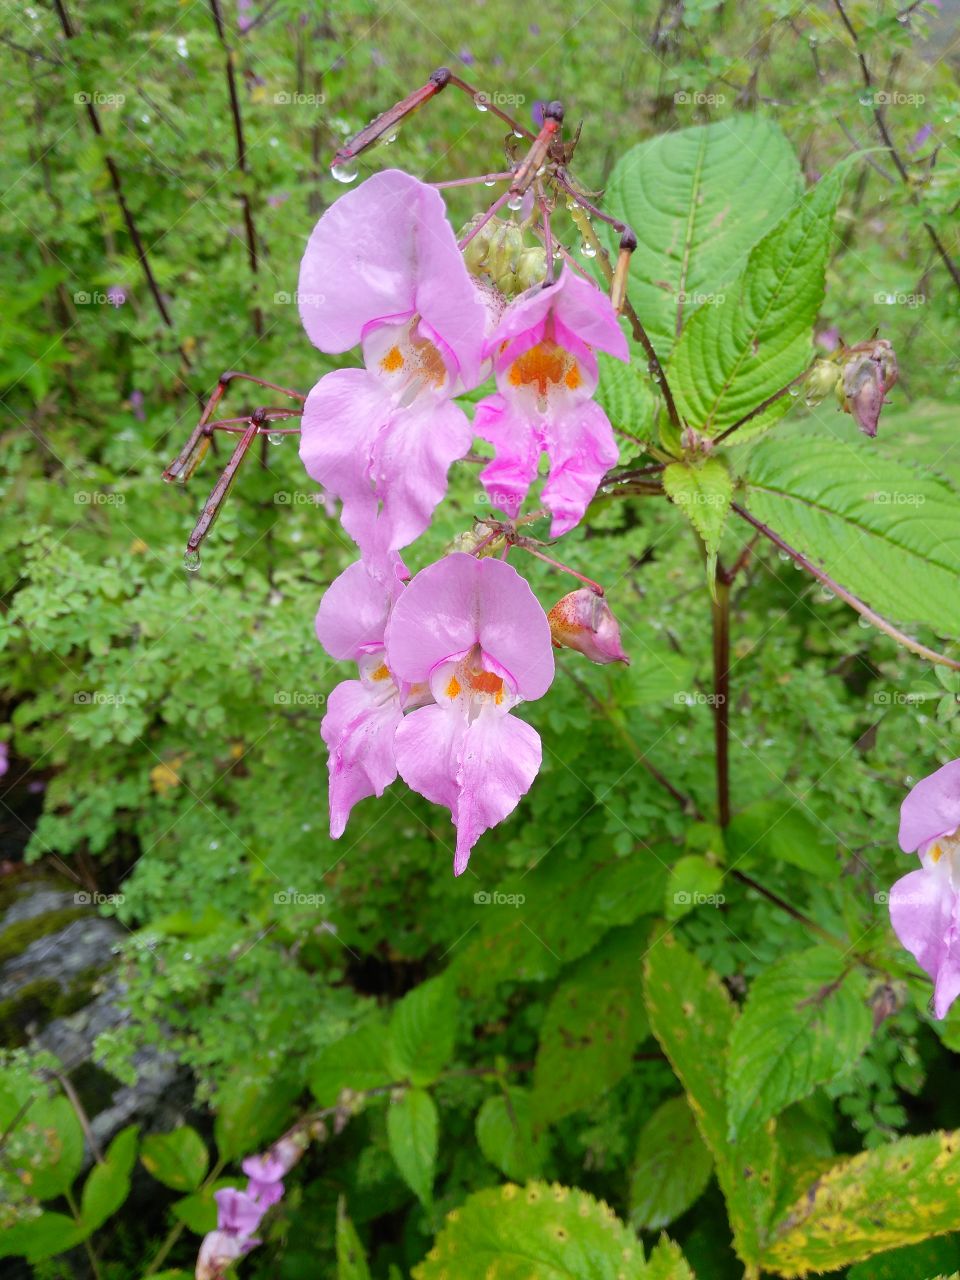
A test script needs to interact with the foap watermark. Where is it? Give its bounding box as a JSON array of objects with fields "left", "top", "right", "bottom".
[
  {"left": 274, "top": 491, "right": 328, "bottom": 506},
  {"left": 677, "top": 289, "right": 726, "bottom": 307},
  {"left": 674, "top": 691, "right": 726, "bottom": 707},
  {"left": 873, "top": 689, "right": 930, "bottom": 707},
  {"left": 274, "top": 290, "right": 325, "bottom": 306},
  {"left": 74, "top": 690, "right": 129, "bottom": 706},
  {"left": 673, "top": 890, "right": 726, "bottom": 907},
  {"left": 871, "top": 90, "right": 925, "bottom": 106},
  {"left": 674, "top": 90, "right": 726, "bottom": 106},
  {"left": 75, "top": 890, "right": 125, "bottom": 906},
  {"left": 273, "top": 91, "right": 326, "bottom": 106},
  {"left": 74, "top": 91, "right": 125, "bottom": 107},
  {"left": 874, "top": 291, "right": 925, "bottom": 309},
  {"left": 872, "top": 490, "right": 926, "bottom": 506},
  {"left": 474, "top": 90, "right": 526, "bottom": 109},
  {"left": 75, "top": 490, "right": 125, "bottom": 506},
  {"left": 273, "top": 889, "right": 326, "bottom": 906},
  {"left": 474, "top": 889, "right": 525, "bottom": 907},
  {"left": 74, "top": 289, "right": 127, "bottom": 307},
  {"left": 274, "top": 690, "right": 326, "bottom": 707},
  {"left": 475, "top": 490, "right": 525, "bottom": 509}
]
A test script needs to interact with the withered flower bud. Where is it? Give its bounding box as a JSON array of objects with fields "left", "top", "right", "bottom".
[
  {"left": 548, "top": 588, "right": 629, "bottom": 665},
  {"left": 838, "top": 339, "right": 898, "bottom": 438}
]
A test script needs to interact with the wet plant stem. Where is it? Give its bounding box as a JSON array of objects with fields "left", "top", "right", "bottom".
[{"left": 712, "top": 572, "right": 731, "bottom": 827}]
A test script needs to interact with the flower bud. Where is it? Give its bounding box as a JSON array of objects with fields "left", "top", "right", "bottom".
[
  {"left": 802, "top": 358, "right": 842, "bottom": 407},
  {"left": 514, "top": 246, "right": 547, "bottom": 292},
  {"left": 460, "top": 218, "right": 545, "bottom": 297},
  {"left": 548, "top": 588, "right": 629, "bottom": 665},
  {"left": 838, "top": 339, "right": 898, "bottom": 437}
]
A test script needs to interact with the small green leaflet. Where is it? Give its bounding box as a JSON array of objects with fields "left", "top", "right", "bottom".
[
  {"left": 629, "top": 1095, "right": 714, "bottom": 1230},
  {"left": 662, "top": 457, "right": 733, "bottom": 588},
  {"left": 387, "top": 1087, "right": 438, "bottom": 1208}
]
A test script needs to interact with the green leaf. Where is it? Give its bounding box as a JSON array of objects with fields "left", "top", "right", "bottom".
[
  {"left": 604, "top": 117, "right": 803, "bottom": 359},
  {"left": 727, "top": 946, "right": 871, "bottom": 1140},
  {"left": 214, "top": 1067, "right": 299, "bottom": 1159},
  {"left": 726, "top": 798, "right": 837, "bottom": 879},
  {"left": 847, "top": 1236, "right": 960, "bottom": 1280},
  {"left": 0, "top": 1212, "right": 83, "bottom": 1262},
  {"left": 743, "top": 434, "right": 960, "bottom": 638},
  {"left": 662, "top": 458, "right": 733, "bottom": 581},
  {"left": 664, "top": 854, "right": 725, "bottom": 921},
  {"left": 764, "top": 1130, "right": 960, "bottom": 1275},
  {"left": 585, "top": 851, "right": 671, "bottom": 930},
  {"left": 79, "top": 1124, "right": 138, "bottom": 1232},
  {"left": 644, "top": 928, "right": 780, "bottom": 1266},
  {"left": 141, "top": 1125, "right": 209, "bottom": 1192},
  {"left": 18, "top": 1094, "right": 84, "bottom": 1201},
  {"left": 629, "top": 1095, "right": 714, "bottom": 1230},
  {"left": 337, "top": 1196, "right": 372, "bottom": 1280},
  {"left": 647, "top": 1236, "right": 697, "bottom": 1280},
  {"left": 412, "top": 1182, "right": 648, "bottom": 1279},
  {"left": 387, "top": 1087, "right": 438, "bottom": 1208},
  {"left": 386, "top": 975, "right": 457, "bottom": 1085},
  {"left": 669, "top": 170, "right": 843, "bottom": 439},
  {"left": 310, "top": 1017, "right": 395, "bottom": 1107},
  {"left": 531, "top": 927, "right": 651, "bottom": 1128},
  {"left": 476, "top": 1089, "right": 546, "bottom": 1182},
  {"left": 594, "top": 353, "right": 656, "bottom": 443}
]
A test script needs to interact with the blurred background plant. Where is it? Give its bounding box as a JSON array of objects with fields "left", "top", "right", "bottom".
[{"left": 1, "top": 0, "right": 960, "bottom": 1276}]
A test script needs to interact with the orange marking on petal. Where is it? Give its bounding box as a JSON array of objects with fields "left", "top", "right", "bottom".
[
  {"left": 370, "top": 663, "right": 392, "bottom": 682},
  {"left": 564, "top": 361, "right": 582, "bottom": 390},
  {"left": 470, "top": 670, "right": 504, "bottom": 696},
  {"left": 446, "top": 676, "right": 462, "bottom": 698},
  {"left": 931, "top": 843, "right": 944, "bottom": 863},
  {"left": 508, "top": 340, "right": 568, "bottom": 397},
  {"left": 380, "top": 345, "right": 404, "bottom": 373}
]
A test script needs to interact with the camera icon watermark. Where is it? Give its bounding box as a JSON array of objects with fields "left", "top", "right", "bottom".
[
  {"left": 273, "top": 91, "right": 326, "bottom": 106},
  {"left": 474, "top": 90, "right": 526, "bottom": 109},
  {"left": 674, "top": 691, "right": 726, "bottom": 707},
  {"left": 74, "top": 690, "right": 128, "bottom": 706},
  {"left": 74, "top": 91, "right": 125, "bottom": 107},
  {"left": 273, "top": 490, "right": 328, "bottom": 506},
  {"left": 873, "top": 690, "right": 928, "bottom": 707},
  {"left": 674, "top": 90, "right": 726, "bottom": 106},
  {"left": 74, "top": 490, "right": 125, "bottom": 505},
  {"left": 673, "top": 890, "right": 725, "bottom": 907},
  {"left": 474, "top": 889, "right": 526, "bottom": 907},
  {"left": 874, "top": 291, "right": 925, "bottom": 308},
  {"left": 75, "top": 890, "right": 125, "bottom": 906},
  {"left": 872, "top": 90, "right": 925, "bottom": 106},
  {"left": 872, "top": 490, "right": 926, "bottom": 506},
  {"left": 273, "top": 889, "right": 326, "bottom": 906},
  {"left": 273, "top": 290, "right": 325, "bottom": 306},
  {"left": 74, "top": 289, "right": 127, "bottom": 307},
  {"left": 273, "top": 690, "right": 325, "bottom": 706}
]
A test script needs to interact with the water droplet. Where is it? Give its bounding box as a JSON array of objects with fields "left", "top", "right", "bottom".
[
  {"left": 566, "top": 198, "right": 579, "bottom": 212},
  {"left": 483, "top": 178, "right": 496, "bottom": 187},
  {"left": 267, "top": 431, "right": 284, "bottom": 445},
  {"left": 777, "top": 551, "right": 791, "bottom": 563},
  {"left": 788, "top": 385, "right": 800, "bottom": 397},
  {"left": 331, "top": 161, "right": 358, "bottom": 184},
  {"left": 507, "top": 194, "right": 523, "bottom": 211},
  {"left": 474, "top": 96, "right": 488, "bottom": 112},
  {"left": 859, "top": 92, "right": 874, "bottom": 108},
  {"left": 385, "top": 131, "right": 399, "bottom": 144},
  {"left": 858, "top": 616, "right": 872, "bottom": 629},
  {"left": 183, "top": 549, "right": 201, "bottom": 572},
  {"left": 819, "top": 588, "right": 835, "bottom": 600},
  {"left": 580, "top": 240, "right": 597, "bottom": 258},
  {"left": 513, "top": 129, "right": 524, "bottom": 139},
  {"left": 209, "top": 840, "right": 219, "bottom": 850}
]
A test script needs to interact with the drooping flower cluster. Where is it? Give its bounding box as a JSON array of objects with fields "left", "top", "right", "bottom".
[
  {"left": 296, "top": 169, "right": 632, "bottom": 871},
  {"left": 196, "top": 1131, "right": 306, "bottom": 1279},
  {"left": 889, "top": 758, "right": 960, "bottom": 1019}
]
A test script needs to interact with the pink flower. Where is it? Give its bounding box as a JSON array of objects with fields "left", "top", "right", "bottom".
[
  {"left": 889, "top": 759, "right": 960, "bottom": 1019},
  {"left": 214, "top": 1187, "right": 264, "bottom": 1238},
  {"left": 384, "top": 553, "right": 554, "bottom": 875},
  {"left": 316, "top": 556, "right": 410, "bottom": 838},
  {"left": 548, "top": 588, "right": 629, "bottom": 665},
  {"left": 298, "top": 169, "right": 488, "bottom": 557},
  {"left": 196, "top": 1229, "right": 255, "bottom": 1280},
  {"left": 474, "top": 268, "right": 629, "bottom": 537}
]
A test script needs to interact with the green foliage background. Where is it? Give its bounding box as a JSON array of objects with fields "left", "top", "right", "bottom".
[{"left": 1, "top": 0, "right": 960, "bottom": 1275}]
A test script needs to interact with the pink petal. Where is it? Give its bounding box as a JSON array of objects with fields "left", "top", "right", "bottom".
[
  {"left": 474, "top": 393, "right": 540, "bottom": 519},
  {"left": 321, "top": 678, "right": 401, "bottom": 838},
  {"left": 197, "top": 1230, "right": 254, "bottom": 1280},
  {"left": 484, "top": 268, "right": 628, "bottom": 363},
  {"left": 385, "top": 553, "right": 554, "bottom": 700},
  {"left": 899, "top": 759, "right": 960, "bottom": 854},
  {"left": 215, "top": 1187, "right": 263, "bottom": 1237},
  {"left": 315, "top": 557, "right": 405, "bottom": 662},
  {"left": 299, "top": 368, "right": 385, "bottom": 550},
  {"left": 394, "top": 704, "right": 542, "bottom": 875},
  {"left": 540, "top": 397, "right": 619, "bottom": 536},
  {"left": 368, "top": 396, "right": 473, "bottom": 554},
  {"left": 889, "top": 863, "right": 960, "bottom": 1018},
  {"left": 298, "top": 169, "right": 487, "bottom": 385}
]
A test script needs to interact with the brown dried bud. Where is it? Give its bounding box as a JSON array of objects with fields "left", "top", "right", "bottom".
[{"left": 838, "top": 339, "right": 898, "bottom": 438}]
